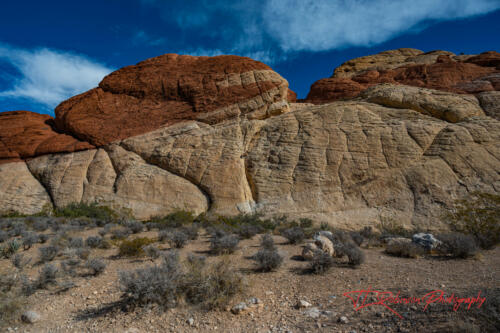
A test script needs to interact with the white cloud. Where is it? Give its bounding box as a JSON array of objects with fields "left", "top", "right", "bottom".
[
  {"left": 0, "top": 44, "right": 113, "bottom": 109},
  {"left": 263, "top": 0, "right": 500, "bottom": 52},
  {"left": 142, "top": 0, "right": 500, "bottom": 58}
]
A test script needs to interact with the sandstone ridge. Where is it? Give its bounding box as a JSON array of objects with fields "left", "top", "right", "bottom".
[{"left": 0, "top": 50, "right": 499, "bottom": 229}]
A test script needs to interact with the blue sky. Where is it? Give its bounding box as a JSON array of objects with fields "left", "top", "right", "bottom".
[{"left": 1, "top": 0, "right": 500, "bottom": 115}]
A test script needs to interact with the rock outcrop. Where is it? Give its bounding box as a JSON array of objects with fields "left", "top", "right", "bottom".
[
  {"left": 0, "top": 111, "right": 94, "bottom": 164},
  {"left": 54, "top": 54, "right": 290, "bottom": 146},
  {"left": 0, "top": 51, "right": 499, "bottom": 229},
  {"left": 305, "top": 49, "right": 500, "bottom": 104}
]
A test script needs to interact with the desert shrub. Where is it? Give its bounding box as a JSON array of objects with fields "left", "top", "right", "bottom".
[
  {"left": 36, "top": 263, "right": 58, "bottom": 289},
  {"left": 203, "top": 213, "right": 275, "bottom": 232},
  {"left": 149, "top": 210, "right": 195, "bottom": 229},
  {"left": 180, "top": 224, "right": 200, "bottom": 240},
  {"left": 385, "top": 240, "right": 425, "bottom": 258},
  {"left": 350, "top": 232, "right": 364, "bottom": 247},
  {"left": 165, "top": 230, "right": 188, "bottom": 249},
  {"left": 254, "top": 248, "right": 283, "bottom": 272},
  {"left": 260, "top": 234, "right": 275, "bottom": 250},
  {"left": 38, "top": 234, "right": 49, "bottom": 244},
  {"left": 360, "top": 226, "right": 374, "bottom": 239},
  {"left": 281, "top": 227, "right": 305, "bottom": 244},
  {"left": 144, "top": 244, "right": 161, "bottom": 259},
  {"left": 69, "top": 237, "right": 84, "bottom": 248},
  {"left": 344, "top": 244, "right": 365, "bottom": 266},
  {"left": 85, "top": 258, "right": 106, "bottom": 276},
  {"left": 118, "top": 237, "right": 155, "bottom": 257},
  {"left": 299, "top": 218, "right": 313, "bottom": 229},
  {"left": 85, "top": 236, "right": 103, "bottom": 248},
  {"left": 119, "top": 252, "right": 183, "bottom": 308},
  {"left": 145, "top": 222, "right": 158, "bottom": 231},
  {"left": 437, "top": 233, "right": 478, "bottom": 259},
  {"left": 32, "top": 219, "right": 49, "bottom": 232},
  {"left": 445, "top": 192, "right": 500, "bottom": 249},
  {"left": 183, "top": 256, "right": 246, "bottom": 310},
  {"left": 22, "top": 231, "right": 38, "bottom": 250},
  {"left": 76, "top": 248, "right": 91, "bottom": 260},
  {"left": 60, "top": 258, "right": 81, "bottom": 277},
  {"left": 11, "top": 253, "right": 31, "bottom": 270},
  {"left": 378, "top": 216, "right": 414, "bottom": 239},
  {"left": 309, "top": 252, "right": 335, "bottom": 274},
  {"left": 2, "top": 239, "right": 21, "bottom": 259},
  {"left": 111, "top": 227, "right": 131, "bottom": 240},
  {"left": 39, "top": 245, "right": 58, "bottom": 262},
  {"left": 210, "top": 234, "right": 239, "bottom": 255},
  {"left": 0, "top": 274, "right": 26, "bottom": 327},
  {"left": 10, "top": 222, "right": 25, "bottom": 237},
  {"left": 236, "top": 224, "right": 262, "bottom": 239},
  {"left": 125, "top": 220, "right": 144, "bottom": 234},
  {"left": 54, "top": 202, "right": 118, "bottom": 223},
  {"left": 0, "top": 230, "right": 8, "bottom": 243},
  {"left": 319, "top": 222, "right": 332, "bottom": 231},
  {"left": 50, "top": 231, "right": 70, "bottom": 248}
]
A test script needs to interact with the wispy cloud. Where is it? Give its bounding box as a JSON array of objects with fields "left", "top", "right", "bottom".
[
  {"left": 142, "top": 0, "right": 500, "bottom": 61},
  {"left": 132, "top": 30, "right": 166, "bottom": 46},
  {"left": 0, "top": 44, "right": 112, "bottom": 110},
  {"left": 263, "top": 0, "right": 500, "bottom": 52}
]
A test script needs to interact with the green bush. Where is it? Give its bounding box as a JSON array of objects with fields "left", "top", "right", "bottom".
[
  {"left": 118, "top": 237, "right": 155, "bottom": 257},
  {"left": 54, "top": 203, "right": 118, "bottom": 223},
  {"left": 149, "top": 211, "right": 195, "bottom": 229},
  {"left": 445, "top": 192, "right": 500, "bottom": 249}
]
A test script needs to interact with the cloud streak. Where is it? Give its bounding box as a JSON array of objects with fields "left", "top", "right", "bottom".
[
  {"left": 0, "top": 44, "right": 112, "bottom": 110},
  {"left": 143, "top": 0, "right": 500, "bottom": 60},
  {"left": 263, "top": 0, "right": 500, "bottom": 52}
]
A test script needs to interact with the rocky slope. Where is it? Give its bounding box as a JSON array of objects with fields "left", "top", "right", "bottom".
[
  {"left": 305, "top": 48, "right": 500, "bottom": 105},
  {"left": 0, "top": 50, "right": 499, "bottom": 229}
]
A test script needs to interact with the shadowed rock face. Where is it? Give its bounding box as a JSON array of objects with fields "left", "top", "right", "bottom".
[
  {"left": 0, "top": 51, "right": 499, "bottom": 228},
  {"left": 0, "top": 111, "right": 94, "bottom": 164},
  {"left": 305, "top": 49, "right": 500, "bottom": 104},
  {"left": 54, "top": 54, "right": 290, "bottom": 146}
]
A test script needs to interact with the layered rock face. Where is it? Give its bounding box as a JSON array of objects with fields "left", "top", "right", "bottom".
[
  {"left": 54, "top": 54, "right": 290, "bottom": 146},
  {"left": 306, "top": 49, "right": 500, "bottom": 104},
  {"left": 1, "top": 51, "right": 499, "bottom": 230},
  {"left": 0, "top": 111, "right": 94, "bottom": 164}
]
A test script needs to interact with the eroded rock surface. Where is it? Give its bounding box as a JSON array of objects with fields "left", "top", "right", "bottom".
[
  {"left": 306, "top": 49, "right": 500, "bottom": 104},
  {"left": 0, "top": 111, "right": 94, "bottom": 164},
  {"left": 55, "top": 54, "right": 290, "bottom": 146}
]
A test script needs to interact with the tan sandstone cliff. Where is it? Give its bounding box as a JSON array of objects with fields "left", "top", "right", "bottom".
[{"left": 1, "top": 51, "right": 499, "bottom": 230}]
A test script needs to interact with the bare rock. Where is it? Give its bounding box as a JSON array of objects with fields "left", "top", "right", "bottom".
[
  {"left": 360, "top": 84, "right": 484, "bottom": 122},
  {"left": 54, "top": 54, "right": 290, "bottom": 146},
  {"left": 21, "top": 311, "right": 40, "bottom": 324},
  {"left": 314, "top": 235, "right": 334, "bottom": 256}
]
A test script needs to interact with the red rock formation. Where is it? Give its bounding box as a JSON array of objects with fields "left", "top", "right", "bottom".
[
  {"left": 55, "top": 54, "right": 289, "bottom": 146},
  {"left": 305, "top": 51, "right": 500, "bottom": 104},
  {"left": 0, "top": 111, "right": 94, "bottom": 164},
  {"left": 287, "top": 88, "right": 297, "bottom": 103}
]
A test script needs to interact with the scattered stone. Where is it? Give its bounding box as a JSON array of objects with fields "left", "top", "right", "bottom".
[
  {"left": 297, "top": 300, "right": 312, "bottom": 308},
  {"left": 303, "top": 307, "right": 321, "bottom": 319},
  {"left": 314, "top": 235, "right": 334, "bottom": 256},
  {"left": 21, "top": 311, "right": 40, "bottom": 324},
  {"left": 412, "top": 233, "right": 441, "bottom": 250},
  {"left": 338, "top": 316, "right": 349, "bottom": 324},
  {"left": 231, "top": 302, "right": 248, "bottom": 314},
  {"left": 313, "top": 230, "right": 333, "bottom": 241},
  {"left": 187, "top": 318, "right": 195, "bottom": 326}
]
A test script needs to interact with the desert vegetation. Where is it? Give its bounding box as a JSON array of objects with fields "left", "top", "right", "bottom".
[{"left": 0, "top": 198, "right": 498, "bottom": 331}]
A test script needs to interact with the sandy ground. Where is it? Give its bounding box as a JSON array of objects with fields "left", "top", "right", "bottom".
[{"left": 1, "top": 227, "right": 499, "bottom": 333}]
